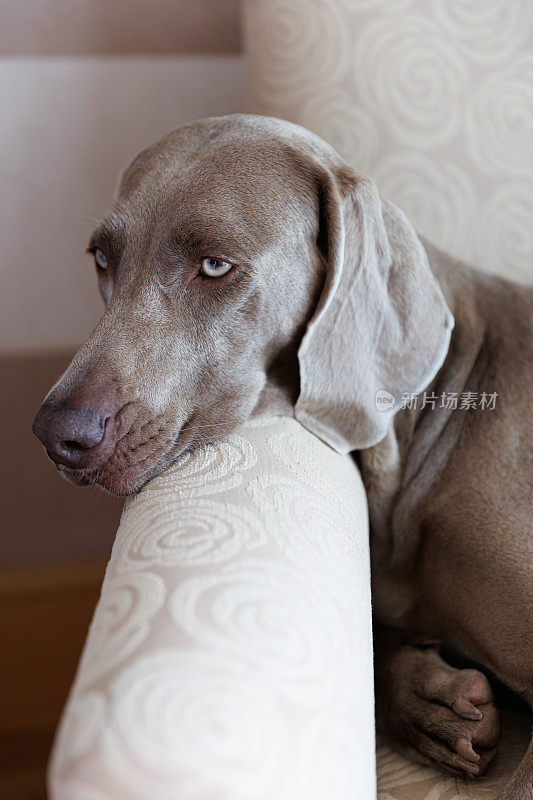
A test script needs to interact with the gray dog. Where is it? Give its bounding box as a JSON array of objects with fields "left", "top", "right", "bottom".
[{"left": 33, "top": 115, "right": 532, "bottom": 799}]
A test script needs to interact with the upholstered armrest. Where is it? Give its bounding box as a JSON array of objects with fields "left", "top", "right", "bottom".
[{"left": 48, "top": 416, "right": 375, "bottom": 800}]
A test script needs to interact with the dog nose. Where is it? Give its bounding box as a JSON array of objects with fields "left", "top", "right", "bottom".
[{"left": 32, "top": 403, "right": 108, "bottom": 469}]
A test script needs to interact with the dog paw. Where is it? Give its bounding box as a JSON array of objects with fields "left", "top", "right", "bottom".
[{"left": 382, "top": 648, "right": 501, "bottom": 777}]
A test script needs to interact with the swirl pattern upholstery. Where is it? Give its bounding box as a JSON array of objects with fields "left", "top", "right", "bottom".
[
  {"left": 242, "top": 2, "right": 533, "bottom": 796},
  {"left": 243, "top": 0, "right": 533, "bottom": 285},
  {"left": 49, "top": 416, "right": 376, "bottom": 800}
]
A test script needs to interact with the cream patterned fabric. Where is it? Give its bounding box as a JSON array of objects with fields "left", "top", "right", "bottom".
[
  {"left": 243, "top": 0, "right": 533, "bottom": 285},
  {"left": 49, "top": 416, "right": 376, "bottom": 800}
]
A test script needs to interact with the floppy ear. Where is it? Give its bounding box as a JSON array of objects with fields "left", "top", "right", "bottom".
[{"left": 295, "top": 168, "right": 454, "bottom": 453}]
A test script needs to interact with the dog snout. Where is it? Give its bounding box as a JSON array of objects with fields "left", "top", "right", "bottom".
[{"left": 32, "top": 402, "right": 110, "bottom": 469}]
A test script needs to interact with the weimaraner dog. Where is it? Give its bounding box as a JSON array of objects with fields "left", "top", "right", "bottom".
[{"left": 33, "top": 115, "right": 532, "bottom": 798}]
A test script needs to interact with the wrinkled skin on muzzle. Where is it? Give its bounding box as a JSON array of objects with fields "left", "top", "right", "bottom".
[{"left": 32, "top": 115, "right": 326, "bottom": 494}]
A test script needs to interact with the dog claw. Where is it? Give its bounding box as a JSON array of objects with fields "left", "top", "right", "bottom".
[
  {"left": 452, "top": 700, "right": 483, "bottom": 720},
  {"left": 456, "top": 737, "right": 480, "bottom": 763},
  {"left": 458, "top": 759, "right": 480, "bottom": 776}
]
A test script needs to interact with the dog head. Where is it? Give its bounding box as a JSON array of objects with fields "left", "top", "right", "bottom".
[{"left": 33, "top": 114, "right": 452, "bottom": 494}]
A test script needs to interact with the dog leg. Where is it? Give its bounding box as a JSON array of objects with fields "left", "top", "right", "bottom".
[{"left": 374, "top": 627, "right": 501, "bottom": 777}]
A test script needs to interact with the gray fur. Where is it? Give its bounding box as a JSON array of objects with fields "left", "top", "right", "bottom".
[{"left": 33, "top": 115, "right": 532, "bottom": 796}]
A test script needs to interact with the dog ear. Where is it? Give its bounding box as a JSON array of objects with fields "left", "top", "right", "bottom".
[{"left": 295, "top": 167, "right": 454, "bottom": 453}]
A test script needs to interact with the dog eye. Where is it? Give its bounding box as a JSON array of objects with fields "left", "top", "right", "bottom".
[
  {"left": 94, "top": 248, "right": 108, "bottom": 270},
  {"left": 200, "top": 257, "right": 233, "bottom": 278}
]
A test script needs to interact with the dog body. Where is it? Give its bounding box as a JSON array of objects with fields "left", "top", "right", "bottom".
[
  {"left": 33, "top": 115, "right": 532, "bottom": 797},
  {"left": 364, "top": 243, "right": 533, "bottom": 791},
  {"left": 367, "top": 242, "right": 532, "bottom": 677}
]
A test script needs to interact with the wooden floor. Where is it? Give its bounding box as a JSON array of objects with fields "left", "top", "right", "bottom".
[{"left": 0, "top": 561, "right": 106, "bottom": 799}]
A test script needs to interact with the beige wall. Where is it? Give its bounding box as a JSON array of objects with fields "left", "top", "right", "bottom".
[
  {"left": 0, "top": 0, "right": 244, "bottom": 354},
  {"left": 1, "top": 0, "right": 240, "bottom": 55},
  {"left": 0, "top": 55, "right": 245, "bottom": 353}
]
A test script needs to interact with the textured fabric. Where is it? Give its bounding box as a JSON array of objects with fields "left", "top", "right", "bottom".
[
  {"left": 49, "top": 416, "right": 376, "bottom": 800},
  {"left": 243, "top": 0, "right": 533, "bottom": 285}
]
